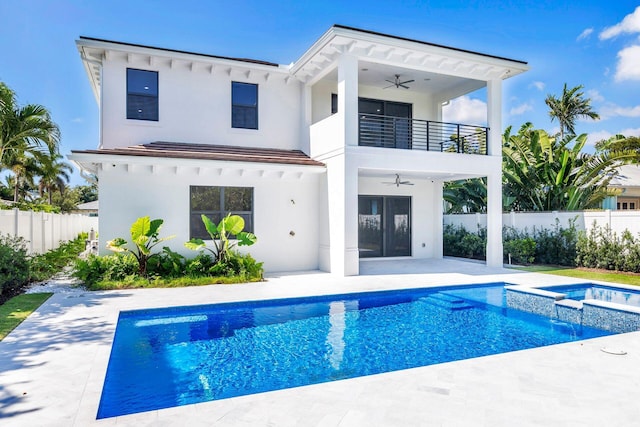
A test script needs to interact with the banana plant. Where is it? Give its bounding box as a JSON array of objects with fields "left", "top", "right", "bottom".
[
  {"left": 106, "top": 216, "right": 175, "bottom": 277},
  {"left": 184, "top": 214, "right": 257, "bottom": 263}
]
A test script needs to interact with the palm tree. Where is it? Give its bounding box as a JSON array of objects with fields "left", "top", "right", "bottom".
[
  {"left": 38, "top": 149, "right": 73, "bottom": 204},
  {"left": 544, "top": 84, "right": 599, "bottom": 139},
  {"left": 3, "top": 147, "right": 40, "bottom": 202},
  {"left": 0, "top": 82, "right": 60, "bottom": 171}
]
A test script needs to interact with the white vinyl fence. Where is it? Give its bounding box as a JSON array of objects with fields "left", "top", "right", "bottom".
[
  {"left": 444, "top": 210, "right": 640, "bottom": 236},
  {"left": 0, "top": 208, "right": 99, "bottom": 254}
]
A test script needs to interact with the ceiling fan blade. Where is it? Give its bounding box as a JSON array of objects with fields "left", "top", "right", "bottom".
[
  {"left": 383, "top": 84, "right": 396, "bottom": 89},
  {"left": 385, "top": 79, "right": 396, "bottom": 84},
  {"left": 400, "top": 79, "right": 415, "bottom": 85},
  {"left": 399, "top": 84, "right": 410, "bottom": 89}
]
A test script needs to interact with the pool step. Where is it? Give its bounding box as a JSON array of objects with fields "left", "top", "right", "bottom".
[{"left": 418, "top": 293, "right": 476, "bottom": 311}]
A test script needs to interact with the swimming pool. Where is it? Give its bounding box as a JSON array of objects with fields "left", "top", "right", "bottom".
[
  {"left": 97, "top": 283, "right": 613, "bottom": 419},
  {"left": 540, "top": 283, "right": 640, "bottom": 308}
]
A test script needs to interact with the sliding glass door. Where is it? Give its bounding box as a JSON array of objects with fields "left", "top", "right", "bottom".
[{"left": 358, "top": 196, "right": 411, "bottom": 258}]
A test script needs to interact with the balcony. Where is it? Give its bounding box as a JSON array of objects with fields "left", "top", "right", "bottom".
[{"left": 358, "top": 114, "right": 488, "bottom": 155}]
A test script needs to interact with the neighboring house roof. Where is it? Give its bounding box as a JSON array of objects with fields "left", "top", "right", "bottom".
[
  {"left": 76, "top": 200, "right": 99, "bottom": 210},
  {"left": 71, "top": 142, "right": 325, "bottom": 167},
  {"left": 610, "top": 164, "right": 640, "bottom": 188}
]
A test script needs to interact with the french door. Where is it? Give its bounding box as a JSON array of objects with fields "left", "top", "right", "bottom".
[{"left": 358, "top": 196, "right": 411, "bottom": 258}]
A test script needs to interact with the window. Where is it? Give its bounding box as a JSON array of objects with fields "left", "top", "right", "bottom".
[
  {"left": 190, "top": 186, "right": 254, "bottom": 239},
  {"left": 127, "top": 69, "right": 158, "bottom": 121},
  {"left": 331, "top": 93, "right": 338, "bottom": 114},
  {"left": 232, "top": 82, "right": 258, "bottom": 129}
]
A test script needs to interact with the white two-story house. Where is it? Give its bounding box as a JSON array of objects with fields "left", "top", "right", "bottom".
[{"left": 70, "top": 25, "right": 528, "bottom": 275}]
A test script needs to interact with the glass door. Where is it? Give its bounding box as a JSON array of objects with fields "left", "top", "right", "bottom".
[
  {"left": 358, "top": 197, "right": 383, "bottom": 257},
  {"left": 358, "top": 196, "right": 411, "bottom": 258}
]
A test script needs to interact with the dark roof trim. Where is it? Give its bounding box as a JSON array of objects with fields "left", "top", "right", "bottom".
[
  {"left": 71, "top": 141, "right": 325, "bottom": 167},
  {"left": 333, "top": 24, "right": 528, "bottom": 65},
  {"left": 78, "top": 36, "right": 280, "bottom": 68}
]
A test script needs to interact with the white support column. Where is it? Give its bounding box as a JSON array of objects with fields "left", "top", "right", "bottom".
[
  {"left": 432, "top": 180, "right": 444, "bottom": 258},
  {"left": 486, "top": 78, "right": 504, "bottom": 267},
  {"left": 301, "top": 84, "right": 312, "bottom": 154},
  {"left": 486, "top": 172, "right": 503, "bottom": 267},
  {"left": 325, "top": 53, "right": 360, "bottom": 276},
  {"left": 487, "top": 79, "right": 502, "bottom": 156},
  {"left": 337, "top": 54, "right": 358, "bottom": 147}
]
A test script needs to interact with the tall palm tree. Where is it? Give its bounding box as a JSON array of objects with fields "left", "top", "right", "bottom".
[
  {"left": 4, "top": 147, "right": 40, "bottom": 202},
  {"left": 544, "top": 84, "right": 600, "bottom": 139},
  {"left": 0, "top": 82, "right": 60, "bottom": 171},
  {"left": 38, "top": 149, "right": 73, "bottom": 204}
]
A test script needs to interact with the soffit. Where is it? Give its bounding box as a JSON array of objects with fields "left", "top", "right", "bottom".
[{"left": 292, "top": 26, "right": 529, "bottom": 86}]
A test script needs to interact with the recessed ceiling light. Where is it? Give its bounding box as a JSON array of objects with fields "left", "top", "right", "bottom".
[
  {"left": 424, "top": 78, "right": 431, "bottom": 81},
  {"left": 361, "top": 68, "right": 368, "bottom": 71}
]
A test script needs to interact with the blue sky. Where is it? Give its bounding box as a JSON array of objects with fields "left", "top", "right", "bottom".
[{"left": 1, "top": 0, "right": 640, "bottom": 185}]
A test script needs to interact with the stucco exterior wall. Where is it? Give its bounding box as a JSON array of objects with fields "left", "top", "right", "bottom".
[
  {"left": 98, "top": 162, "right": 322, "bottom": 273},
  {"left": 100, "top": 58, "right": 302, "bottom": 151}
]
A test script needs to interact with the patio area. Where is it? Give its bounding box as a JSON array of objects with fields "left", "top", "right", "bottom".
[{"left": 1, "top": 258, "right": 639, "bottom": 426}]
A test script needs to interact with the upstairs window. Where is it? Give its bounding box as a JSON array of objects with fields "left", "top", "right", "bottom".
[
  {"left": 190, "top": 186, "right": 254, "bottom": 239},
  {"left": 127, "top": 69, "right": 158, "bottom": 121},
  {"left": 232, "top": 82, "right": 258, "bottom": 129}
]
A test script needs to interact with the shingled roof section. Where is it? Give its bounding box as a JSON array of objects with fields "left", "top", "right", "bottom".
[{"left": 72, "top": 142, "right": 325, "bottom": 167}]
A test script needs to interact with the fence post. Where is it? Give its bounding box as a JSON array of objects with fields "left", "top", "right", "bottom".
[
  {"left": 29, "top": 210, "right": 34, "bottom": 254},
  {"left": 13, "top": 207, "right": 18, "bottom": 237},
  {"left": 41, "top": 211, "right": 45, "bottom": 253}
]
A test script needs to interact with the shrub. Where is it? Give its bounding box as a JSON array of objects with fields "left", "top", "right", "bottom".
[
  {"left": 503, "top": 227, "right": 536, "bottom": 264},
  {"left": 443, "top": 224, "right": 486, "bottom": 260},
  {"left": 575, "top": 224, "right": 640, "bottom": 273},
  {"left": 73, "top": 253, "right": 138, "bottom": 287},
  {"left": 0, "top": 234, "right": 30, "bottom": 298},
  {"left": 29, "top": 235, "right": 87, "bottom": 281}
]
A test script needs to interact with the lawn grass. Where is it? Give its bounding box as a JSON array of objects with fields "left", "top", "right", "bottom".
[
  {"left": 512, "top": 265, "right": 640, "bottom": 287},
  {"left": 86, "top": 275, "right": 263, "bottom": 291},
  {"left": 0, "top": 293, "right": 52, "bottom": 341}
]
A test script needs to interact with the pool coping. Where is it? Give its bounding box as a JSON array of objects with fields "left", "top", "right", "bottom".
[{"left": 2, "top": 260, "right": 640, "bottom": 426}]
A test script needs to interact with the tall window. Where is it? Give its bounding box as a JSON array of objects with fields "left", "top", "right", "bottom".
[
  {"left": 232, "top": 82, "right": 258, "bottom": 129},
  {"left": 190, "top": 186, "right": 254, "bottom": 239},
  {"left": 127, "top": 69, "right": 158, "bottom": 121}
]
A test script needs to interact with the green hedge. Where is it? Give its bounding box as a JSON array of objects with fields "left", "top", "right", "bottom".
[
  {"left": 443, "top": 220, "right": 578, "bottom": 266},
  {"left": 576, "top": 225, "right": 640, "bottom": 273}
]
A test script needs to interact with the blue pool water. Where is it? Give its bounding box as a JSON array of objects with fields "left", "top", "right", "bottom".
[
  {"left": 540, "top": 283, "right": 640, "bottom": 308},
  {"left": 97, "top": 283, "right": 613, "bottom": 419}
]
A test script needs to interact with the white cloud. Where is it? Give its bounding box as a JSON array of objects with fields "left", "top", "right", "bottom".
[
  {"left": 614, "top": 45, "right": 640, "bottom": 81},
  {"left": 599, "top": 102, "right": 640, "bottom": 119},
  {"left": 529, "top": 81, "right": 545, "bottom": 91},
  {"left": 509, "top": 102, "right": 533, "bottom": 116},
  {"left": 619, "top": 127, "right": 640, "bottom": 137},
  {"left": 600, "top": 6, "right": 640, "bottom": 40},
  {"left": 71, "top": 117, "right": 84, "bottom": 123},
  {"left": 586, "top": 130, "right": 612, "bottom": 146},
  {"left": 577, "top": 28, "right": 594, "bottom": 41},
  {"left": 586, "top": 89, "right": 604, "bottom": 102},
  {"left": 442, "top": 96, "right": 487, "bottom": 125},
  {"left": 586, "top": 128, "right": 640, "bottom": 146}
]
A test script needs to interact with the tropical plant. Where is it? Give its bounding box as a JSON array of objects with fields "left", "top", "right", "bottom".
[
  {"left": 595, "top": 134, "right": 640, "bottom": 163},
  {"left": 185, "top": 214, "right": 257, "bottom": 263},
  {"left": 544, "top": 83, "right": 599, "bottom": 139},
  {"left": 502, "top": 123, "right": 636, "bottom": 211},
  {"left": 106, "top": 216, "right": 175, "bottom": 276},
  {"left": 443, "top": 178, "right": 487, "bottom": 213},
  {"left": 38, "top": 149, "right": 73, "bottom": 204}
]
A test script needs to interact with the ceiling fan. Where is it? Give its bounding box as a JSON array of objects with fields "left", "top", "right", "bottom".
[
  {"left": 384, "top": 74, "right": 415, "bottom": 89},
  {"left": 383, "top": 174, "right": 414, "bottom": 187}
]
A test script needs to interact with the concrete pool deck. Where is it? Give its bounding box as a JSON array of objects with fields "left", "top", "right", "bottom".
[{"left": 1, "top": 258, "right": 639, "bottom": 426}]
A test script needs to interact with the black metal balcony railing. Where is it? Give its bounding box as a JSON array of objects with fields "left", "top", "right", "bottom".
[{"left": 358, "top": 114, "right": 488, "bottom": 155}]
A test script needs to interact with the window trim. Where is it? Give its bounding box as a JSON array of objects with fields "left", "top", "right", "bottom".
[
  {"left": 231, "top": 81, "right": 258, "bottom": 130},
  {"left": 126, "top": 68, "right": 159, "bottom": 121},
  {"left": 189, "top": 186, "right": 254, "bottom": 240}
]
